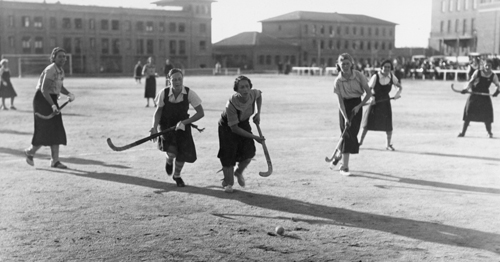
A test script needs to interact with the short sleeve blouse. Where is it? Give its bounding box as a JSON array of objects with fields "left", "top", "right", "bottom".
[
  {"left": 35, "top": 63, "right": 64, "bottom": 95},
  {"left": 333, "top": 70, "right": 367, "bottom": 99},
  {"left": 225, "top": 89, "right": 261, "bottom": 127}
]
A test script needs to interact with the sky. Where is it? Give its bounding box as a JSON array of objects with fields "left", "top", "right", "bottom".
[{"left": 9, "top": 0, "right": 432, "bottom": 48}]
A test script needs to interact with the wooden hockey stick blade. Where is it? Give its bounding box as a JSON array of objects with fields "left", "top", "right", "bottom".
[
  {"left": 451, "top": 83, "right": 493, "bottom": 96},
  {"left": 256, "top": 123, "right": 273, "bottom": 177},
  {"left": 35, "top": 100, "right": 70, "bottom": 120},
  {"left": 106, "top": 124, "right": 204, "bottom": 152}
]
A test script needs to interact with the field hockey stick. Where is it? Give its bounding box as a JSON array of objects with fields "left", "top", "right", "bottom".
[
  {"left": 362, "top": 96, "right": 397, "bottom": 106},
  {"left": 451, "top": 83, "right": 495, "bottom": 96},
  {"left": 35, "top": 99, "right": 71, "bottom": 120},
  {"left": 107, "top": 123, "right": 205, "bottom": 152},
  {"left": 325, "top": 113, "right": 355, "bottom": 163},
  {"left": 255, "top": 123, "right": 273, "bottom": 177}
]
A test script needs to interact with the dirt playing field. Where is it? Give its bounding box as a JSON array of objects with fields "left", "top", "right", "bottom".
[{"left": 1, "top": 74, "right": 499, "bottom": 261}]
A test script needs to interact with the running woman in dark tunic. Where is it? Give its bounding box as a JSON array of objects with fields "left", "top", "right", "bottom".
[
  {"left": 332, "top": 53, "right": 372, "bottom": 176},
  {"left": 359, "top": 59, "right": 402, "bottom": 150},
  {"left": 24, "top": 47, "right": 76, "bottom": 168},
  {"left": 458, "top": 59, "right": 500, "bottom": 138},
  {"left": 218, "top": 76, "right": 265, "bottom": 193},
  {"left": 142, "top": 56, "right": 157, "bottom": 107},
  {"left": 0, "top": 59, "right": 17, "bottom": 110},
  {"left": 150, "top": 68, "right": 204, "bottom": 187}
]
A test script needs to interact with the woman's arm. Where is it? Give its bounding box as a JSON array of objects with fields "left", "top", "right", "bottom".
[
  {"left": 40, "top": 76, "right": 57, "bottom": 109},
  {"left": 229, "top": 124, "right": 265, "bottom": 143},
  {"left": 253, "top": 94, "right": 262, "bottom": 124},
  {"left": 392, "top": 73, "right": 403, "bottom": 99},
  {"left": 181, "top": 104, "right": 204, "bottom": 126}
]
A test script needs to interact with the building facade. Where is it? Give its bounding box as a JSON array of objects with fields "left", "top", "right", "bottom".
[
  {"left": 0, "top": 0, "right": 214, "bottom": 76},
  {"left": 260, "top": 11, "right": 397, "bottom": 67},
  {"left": 429, "top": 0, "right": 500, "bottom": 56}
]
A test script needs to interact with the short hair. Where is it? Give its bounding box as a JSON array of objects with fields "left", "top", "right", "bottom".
[
  {"left": 167, "top": 68, "right": 183, "bottom": 78},
  {"left": 233, "top": 75, "right": 253, "bottom": 91},
  {"left": 50, "top": 47, "right": 66, "bottom": 63},
  {"left": 336, "top": 53, "right": 355, "bottom": 72},
  {"left": 380, "top": 59, "right": 394, "bottom": 70}
]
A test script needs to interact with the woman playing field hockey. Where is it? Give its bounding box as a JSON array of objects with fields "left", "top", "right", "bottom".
[
  {"left": 218, "top": 76, "right": 265, "bottom": 193},
  {"left": 24, "top": 47, "right": 76, "bottom": 168},
  {"left": 359, "top": 59, "right": 402, "bottom": 150},
  {"left": 332, "top": 53, "right": 372, "bottom": 176},
  {"left": 150, "top": 68, "right": 204, "bottom": 187},
  {"left": 458, "top": 59, "right": 500, "bottom": 138}
]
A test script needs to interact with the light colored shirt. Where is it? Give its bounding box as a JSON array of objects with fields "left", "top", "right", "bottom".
[
  {"left": 155, "top": 86, "right": 202, "bottom": 108},
  {"left": 333, "top": 70, "right": 367, "bottom": 99},
  {"left": 142, "top": 63, "right": 156, "bottom": 77},
  {"left": 35, "top": 63, "right": 64, "bottom": 95},
  {"left": 225, "top": 89, "right": 261, "bottom": 127},
  {"left": 368, "top": 72, "right": 400, "bottom": 88}
]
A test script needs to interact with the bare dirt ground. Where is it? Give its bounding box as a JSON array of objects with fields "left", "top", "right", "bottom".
[{"left": 1, "top": 75, "right": 499, "bottom": 262}]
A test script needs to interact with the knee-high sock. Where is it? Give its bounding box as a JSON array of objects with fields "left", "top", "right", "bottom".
[
  {"left": 235, "top": 158, "right": 251, "bottom": 175},
  {"left": 166, "top": 152, "right": 175, "bottom": 165},
  {"left": 173, "top": 160, "right": 184, "bottom": 177},
  {"left": 222, "top": 166, "right": 234, "bottom": 186}
]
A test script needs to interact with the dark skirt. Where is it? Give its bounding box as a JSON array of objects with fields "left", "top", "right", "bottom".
[
  {"left": 362, "top": 97, "right": 393, "bottom": 131},
  {"left": 463, "top": 94, "right": 494, "bottom": 123},
  {"left": 339, "top": 97, "right": 362, "bottom": 154},
  {"left": 144, "top": 76, "right": 156, "bottom": 98},
  {"left": 217, "top": 120, "right": 256, "bottom": 167},
  {"left": 0, "top": 80, "right": 17, "bottom": 98},
  {"left": 31, "top": 90, "right": 67, "bottom": 146},
  {"left": 157, "top": 125, "right": 197, "bottom": 163}
]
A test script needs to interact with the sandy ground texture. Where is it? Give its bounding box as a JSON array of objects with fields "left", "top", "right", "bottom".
[{"left": 1, "top": 75, "right": 499, "bottom": 262}]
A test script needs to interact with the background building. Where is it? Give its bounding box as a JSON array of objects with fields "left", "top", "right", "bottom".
[{"left": 0, "top": 0, "right": 214, "bottom": 76}]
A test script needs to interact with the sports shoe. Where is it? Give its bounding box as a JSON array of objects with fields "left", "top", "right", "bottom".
[
  {"left": 224, "top": 185, "right": 234, "bottom": 193},
  {"left": 173, "top": 176, "right": 185, "bottom": 187},
  {"left": 339, "top": 167, "right": 351, "bottom": 176},
  {"left": 165, "top": 161, "right": 173, "bottom": 175},
  {"left": 25, "top": 149, "right": 34, "bottom": 166},
  {"left": 1, "top": 105, "right": 8, "bottom": 110},
  {"left": 51, "top": 161, "right": 67, "bottom": 169},
  {"left": 234, "top": 171, "right": 245, "bottom": 187},
  {"left": 488, "top": 133, "right": 493, "bottom": 138},
  {"left": 10, "top": 106, "right": 16, "bottom": 110},
  {"left": 457, "top": 132, "right": 465, "bottom": 137},
  {"left": 221, "top": 179, "right": 228, "bottom": 188},
  {"left": 386, "top": 145, "right": 395, "bottom": 151}
]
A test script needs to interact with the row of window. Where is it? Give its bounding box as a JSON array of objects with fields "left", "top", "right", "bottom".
[
  {"left": 441, "top": 0, "right": 478, "bottom": 12},
  {"left": 258, "top": 55, "right": 297, "bottom": 65},
  {"left": 7, "top": 15, "right": 208, "bottom": 34},
  {"left": 312, "top": 39, "right": 393, "bottom": 51},
  {"left": 6, "top": 36, "right": 207, "bottom": 55},
  {"left": 439, "top": 18, "right": 476, "bottom": 34},
  {"left": 301, "top": 24, "right": 393, "bottom": 37}
]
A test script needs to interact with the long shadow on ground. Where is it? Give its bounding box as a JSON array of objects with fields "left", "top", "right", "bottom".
[
  {"left": 42, "top": 167, "right": 500, "bottom": 254},
  {"left": 0, "top": 129, "right": 32, "bottom": 135},
  {"left": 363, "top": 148, "right": 500, "bottom": 162},
  {"left": 355, "top": 171, "right": 500, "bottom": 195}
]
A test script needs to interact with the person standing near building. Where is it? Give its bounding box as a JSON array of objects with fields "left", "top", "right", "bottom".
[
  {"left": 0, "top": 59, "right": 17, "bottom": 110},
  {"left": 163, "top": 59, "right": 174, "bottom": 86},
  {"left": 458, "top": 59, "right": 500, "bottom": 138},
  {"left": 142, "top": 57, "right": 157, "bottom": 107},
  {"left": 332, "top": 53, "right": 372, "bottom": 176},
  {"left": 217, "top": 75, "right": 265, "bottom": 193},
  {"left": 24, "top": 47, "right": 76, "bottom": 168},
  {"left": 359, "top": 59, "right": 402, "bottom": 150},
  {"left": 150, "top": 68, "right": 204, "bottom": 187},
  {"left": 133, "top": 60, "right": 142, "bottom": 84},
  {"left": 467, "top": 55, "right": 481, "bottom": 81}
]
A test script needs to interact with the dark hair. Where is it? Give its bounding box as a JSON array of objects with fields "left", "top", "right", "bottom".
[
  {"left": 50, "top": 47, "right": 66, "bottom": 63},
  {"left": 484, "top": 59, "right": 493, "bottom": 66},
  {"left": 380, "top": 59, "right": 394, "bottom": 70},
  {"left": 167, "top": 68, "right": 183, "bottom": 78},
  {"left": 233, "top": 75, "right": 252, "bottom": 91},
  {"left": 336, "top": 53, "right": 355, "bottom": 72}
]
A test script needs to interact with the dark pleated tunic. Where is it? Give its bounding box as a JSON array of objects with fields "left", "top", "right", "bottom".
[
  {"left": 144, "top": 76, "right": 156, "bottom": 98},
  {"left": 362, "top": 73, "right": 393, "bottom": 132},
  {"left": 31, "top": 90, "right": 67, "bottom": 146},
  {"left": 463, "top": 71, "right": 494, "bottom": 123},
  {"left": 339, "top": 97, "right": 362, "bottom": 154}
]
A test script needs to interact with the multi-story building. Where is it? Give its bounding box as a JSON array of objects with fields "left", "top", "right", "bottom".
[
  {"left": 429, "top": 0, "right": 500, "bottom": 56},
  {"left": 260, "top": 11, "right": 397, "bottom": 67},
  {"left": 0, "top": 0, "right": 214, "bottom": 76}
]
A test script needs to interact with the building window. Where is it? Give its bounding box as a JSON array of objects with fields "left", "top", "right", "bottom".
[
  {"left": 63, "top": 37, "right": 72, "bottom": 53},
  {"left": 353, "top": 27, "right": 357, "bottom": 35},
  {"left": 389, "top": 29, "right": 393, "bottom": 36},
  {"left": 90, "top": 38, "right": 96, "bottom": 49},
  {"left": 169, "top": 40, "right": 176, "bottom": 55},
  {"left": 34, "top": 37, "right": 43, "bottom": 53},
  {"left": 50, "top": 37, "right": 57, "bottom": 48},
  {"left": 159, "top": 39, "right": 164, "bottom": 51},
  {"left": 274, "top": 55, "right": 280, "bottom": 65},
  {"left": 337, "top": 26, "right": 341, "bottom": 35},
  {"left": 125, "top": 21, "right": 131, "bottom": 32},
  {"left": 312, "top": 24, "right": 316, "bottom": 34},
  {"left": 320, "top": 40, "right": 324, "bottom": 49},
  {"left": 101, "top": 20, "right": 109, "bottom": 30},
  {"left": 345, "top": 26, "right": 349, "bottom": 35},
  {"left": 352, "top": 41, "right": 356, "bottom": 50},
  {"left": 199, "top": 40, "right": 206, "bottom": 51},
  {"left": 388, "top": 43, "right": 392, "bottom": 50},
  {"left": 22, "top": 16, "right": 30, "bottom": 27},
  {"left": 34, "top": 17, "right": 43, "bottom": 28},
  {"left": 125, "top": 39, "right": 131, "bottom": 50},
  {"left": 74, "top": 18, "right": 82, "bottom": 29},
  {"left": 74, "top": 38, "right": 81, "bottom": 54},
  {"left": 304, "top": 24, "right": 308, "bottom": 34},
  {"left": 367, "top": 42, "right": 371, "bottom": 50},
  {"left": 328, "top": 40, "right": 333, "bottom": 49},
  {"left": 375, "top": 27, "right": 379, "bottom": 36},
  {"left": 336, "top": 40, "right": 341, "bottom": 49},
  {"left": 329, "top": 26, "right": 334, "bottom": 36},
  {"left": 62, "top": 18, "right": 71, "bottom": 29},
  {"left": 259, "top": 55, "right": 264, "bottom": 65},
  {"left": 473, "top": 0, "right": 477, "bottom": 9},
  {"left": 344, "top": 40, "right": 349, "bottom": 49},
  {"left": 374, "top": 42, "right": 379, "bottom": 50},
  {"left": 179, "top": 40, "right": 186, "bottom": 55},
  {"left": 360, "top": 27, "right": 364, "bottom": 36},
  {"left": 320, "top": 25, "right": 325, "bottom": 35},
  {"left": 147, "top": 39, "right": 154, "bottom": 54},
  {"left": 464, "top": 0, "right": 469, "bottom": 9},
  {"left": 455, "top": 19, "right": 459, "bottom": 33},
  {"left": 136, "top": 21, "right": 144, "bottom": 32},
  {"left": 440, "top": 21, "right": 444, "bottom": 33},
  {"left": 169, "top": 22, "right": 176, "bottom": 32},
  {"left": 146, "top": 22, "right": 153, "bottom": 32},
  {"left": 381, "top": 42, "right": 386, "bottom": 50},
  {"left": 159, "top": 22, "right": 165, "bottom": 32},
  {"left": 137, "top": 39, "right": 144, "bottom": 54},
  {"left": 112, "top": 20, "right": 120, "bottom": 30},
  {"left": 449, "top": 0, "right": 453, "bottom": 11},
  {"left": 200, "top": 23, "right": 207, "bottom": 33},
  {"left": 102, "top": 38, "right": 109, "bottom": 54},
  {"left": 471, "top": 18, "right": 475, "bottom": 32},
  {"left": 22, "top": 37, "right": 31, "bottom": 53},
  {"left": 382, "top": 28, "right": 386, "bottom": 36},
  {"left": 8, "top": 36, "right": 15, "bottom": 48},
  {"left": 447, "top": 20, "right": 451, "bottom": 33},
  {"left": 368, "top": 27, "right": 372, "bottom": 36},
  {"left": 112, "top": 39, "right": 120, "bottom": 54},
  {"left": 178, "top": 23, "right": 185, "bottom": 33},
  {"left": 442, "top": 0, "right": 446, "bottom": 12},
  {"left": 456, "top": 0, "right": 461, "bottom": 10},
  {"left": 463, "top": 19, "right": 467, "bottom": 34},
  {"left": 9, "top": 16, "right": 15, "bottom": 27},
  {"left": 266, "top": 55, "right": 271, "bottom": 65},
  {"left": 89, "top": 19, "right": 95, "bottom": 30},
  {"left": 360, "top": 41, "right": 364, "bottom": 50},
  {"left": 50, "top": 17, "right": 56, "bottom": 29}
]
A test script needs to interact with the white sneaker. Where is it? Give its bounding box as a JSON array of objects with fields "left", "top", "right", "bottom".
[
  {"left": 224, "top": 185, "right": 234, "bottom": 193},
  {"left": 339, "top": 167, "right": 351, "bottom": 176}
]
